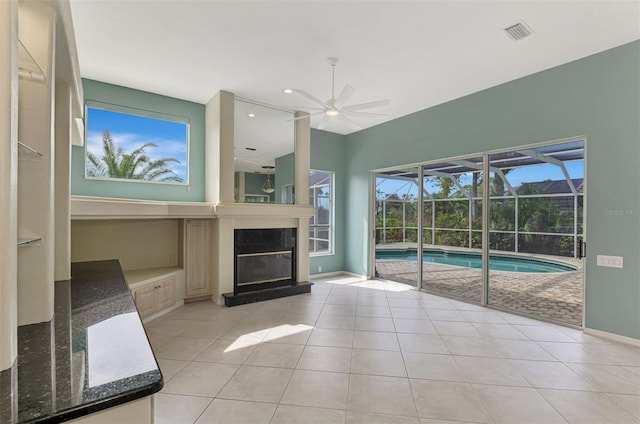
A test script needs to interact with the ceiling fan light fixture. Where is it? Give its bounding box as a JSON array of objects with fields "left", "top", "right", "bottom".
[
  {"left": 326, "top": 109, "right": 339, "bottom": 116},
  {"left": 283, "top": 88, "right": 293, "bottom": 94},
  {"left": 261, "top": 173, "right": 276, "bottom": 194}
]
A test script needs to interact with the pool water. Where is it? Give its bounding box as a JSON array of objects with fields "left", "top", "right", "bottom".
[{"left": 376, "top": 250, "right": 576, "bottom": 273}]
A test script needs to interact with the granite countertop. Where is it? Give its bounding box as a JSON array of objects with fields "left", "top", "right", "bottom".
[{"left": 0, "top": 260, "right": 163, "bottom": 423}]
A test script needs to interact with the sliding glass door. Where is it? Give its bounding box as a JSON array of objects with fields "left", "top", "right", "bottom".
[{"left": 421, "top": 157, "right": 483, "bottom": 303}]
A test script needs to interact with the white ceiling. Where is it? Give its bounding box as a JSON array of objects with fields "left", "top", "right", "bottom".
[{"left": 70, "top": 1, "right": 639, "bottom": 135}]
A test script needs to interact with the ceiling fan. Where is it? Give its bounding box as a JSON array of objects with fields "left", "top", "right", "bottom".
[{"left": 287, "top": 57, "right": 390, "bottom": 130}]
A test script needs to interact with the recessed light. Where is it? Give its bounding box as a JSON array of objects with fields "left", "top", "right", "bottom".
[
  {"left": 248, "top": 113, "right": 256, "bottom": 118},
  {"left": 283, "top": 88, "right": 293, "bottom": 94},
  {"left": 245, "top": 147, "right": 256, "bottom": 151}
]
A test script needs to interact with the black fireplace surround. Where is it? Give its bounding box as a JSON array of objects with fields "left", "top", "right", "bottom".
[{"left": 222, "top": 228, "right": 312, "bottom": 307}]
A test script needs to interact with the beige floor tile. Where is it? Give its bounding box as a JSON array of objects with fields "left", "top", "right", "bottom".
[
  {"left": 471, "top": 323, "right": 527, "bottom": 340},
  {"left": 308, "top": 328, "right": 354, "bottom": 348},
  {"left": 460, "top": 310, "right": 508, "bottom": 324},
  {"left": 387, "top": 299, "right": 422, "bottom": 309},
  {"left": 218, "top": 322, "right": 273, "bottom": 342},
  {"left": 156, "top": 358, "right": 189, "bottom": 382},
  {"left": 390, "top": 308, "right": 429, "bottom": 320},
  {"left": 281, "top": 369, "right": 350, "bottom": 409},
  {"left": 356, "top": 305, "right": 392, "bottom": 317},
  {"left": 590, "top": 343, "right": 640, "bottom": 366},
  {"left": 397, "top": 334, "right": 450, "bottom": 355},
  {"left": 351, "top": 349, "right": 407, "bottom": 377},
  {"left": 426, "top": 309, "right": 467, "bottom": 322},
  {"left": 474, "top": 384, "right": 566, "bottom": 423},
  {"left": 272, "top": 405, "right": 346, "bottom": 424},
  {"left": 510, "top": 359, "right": 596, "bottom": 390},
  {"left": 145, "top": 318, "right": 191, "bottom": 336},
  {"left": 154, "top": 393, "right": 212, "bottom": 424},
  {"left": 488, "top": 338, "right": 556, "bottom": 361},
  {"left": 442, "top": 336, "right": 503, "bottom": 358},
  {"left": 403, "top": 352, "right": 465, "bottom": 382},
  {"left": 346, "top": 411, "right": 420, "bottom": 424},
  {"left": 419, "top": 300, "right": 456, "bottom": 310},
  {"left": 263, "top": 324, "right": 313, "bottom": 345},
  {"left": 409, "top": 379, "right": 490, "bottom": 422},
  {"left": 353, "top": 331, "right": 400, "bottom": 351},
  {"left": 514, "top": 325, "right": 577, "bottom": 342},
  {"left": 537, "top": 341, "right": 615, "bottom": 364},
  {"left": 217, "top": 365, "right": 293, "bottom": 403},
  {"left": 296, "top": 345, "right": 352, "bottom": 373},
  {"left": 195, "top": 339, "right": 257, "bottom": 364},
  {"left": 454, "top": 356, "right": 530, "bottom": 386},
  {"left": 179, "top": 321, "right": 234, "bottom": 340},
  {"left": 154, "top": 337, "right": 213, "bottom": 361},
  {"left": 195, "top": 399, "right": 276, "bottom": 424},
  {"left": 393, "top": 319, "right": 437, "bottom": 335},
  {"left": 540, "top": 389, "right": 639, "bottom": 423},
  {"left": 162, "top": 362, "right": 239, "bottom": 397},
  {"left": 565, "top": 362, "right": 640, "bottom": 395},
  {"left": 244, "top": 343, "right": 304, "bottom": 368},
  {"left": 316, "top": 314, "right": 356, "bottom": 330},
  {"left": 355, "top": 317, "right": 396, "bottom": 332},
  {"left": 348, "top": 374, "right": 417, "bottom": 417},
  {"left": 148, "top": 333, "right": 176, "bottom": 351},
  {"left": 433, "top": 321, "right": 481, "bottom": 337},
  {"left": 357, "top": 297, "right": 390, "bottom": 307},
  {"left": 606, "top": 393, "right": 640, "bottom": 419},
  {"left": 321, "top": 304, "right": 357, "bottom": 316}
]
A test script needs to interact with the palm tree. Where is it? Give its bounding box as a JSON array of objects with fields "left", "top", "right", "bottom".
[{"left": 87, "top": 130, "right": 183, "bottom": 183}]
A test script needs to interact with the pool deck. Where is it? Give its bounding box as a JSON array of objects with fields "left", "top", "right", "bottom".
[{"left": 375, "top": 244, "right": 583, "bottom": 326}]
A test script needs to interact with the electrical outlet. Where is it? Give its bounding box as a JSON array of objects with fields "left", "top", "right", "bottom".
[
  {"left": 596, "top": 255, "right": 623, "bottom": 268},
  {"left": 318, "top": 265, "right": 322, "bottom": 273}
]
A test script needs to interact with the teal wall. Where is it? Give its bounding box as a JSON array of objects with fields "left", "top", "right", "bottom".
[
  {"left": 275, "top": 152, "right": 294, "bottom": 203},
  {"left": 244, "top": 172, "right": 274, "bottom": 202},
  {"left": 71, "top": 79, "right": 206, "bottom": 201},
  {"left": 309, "top": 129, "right": 346, "bottom": 275},
  {"left": 343, "top": 41, "right": 640, "bottom": 339}
]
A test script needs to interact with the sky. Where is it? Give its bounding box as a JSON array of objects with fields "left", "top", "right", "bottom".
[{"left": 86, "top": 107, "right": 188, "bottom": 182}]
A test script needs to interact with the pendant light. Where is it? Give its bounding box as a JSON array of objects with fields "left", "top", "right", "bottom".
[{"left": 261, "top": 166, "right": 276, "bottom": 194}]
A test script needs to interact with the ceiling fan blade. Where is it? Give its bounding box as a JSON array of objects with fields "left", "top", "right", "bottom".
[
  {"left": 343, "top": 110, "right": 389, "bottom": 118},
  {"left": 291, "top": 89, "right": 331, "bottom": 109},
  {"left": 317, "top": 115, "right": 329, "bottom": 130},
  {"left": 342, "top": 99, "right": 390, "bottom": 111},
  {"left": 288, "top": 111, "right": 325, "bottom": 122},
  {"left": 333, "top": 84, "right": 355, "bottom": 110}
]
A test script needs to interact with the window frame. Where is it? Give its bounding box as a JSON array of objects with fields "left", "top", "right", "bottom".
[
  {"left": 84, "top": 100, "right": 191, "bottom": 186},
  {"left": 309, "top": 169, "right": 334, "bottom": 256}
]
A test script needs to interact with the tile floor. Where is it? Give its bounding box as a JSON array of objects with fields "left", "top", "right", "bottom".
[{"left": 146, "top": 275, "right": 640, "bottom": 424}]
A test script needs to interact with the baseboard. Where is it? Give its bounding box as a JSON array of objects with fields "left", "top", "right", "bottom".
[
  {"left": 584, "top": 327, "right": 640, "bottom": 346},
  {"left": 310, "top": 270, "right": 368, "bottom": 280}
]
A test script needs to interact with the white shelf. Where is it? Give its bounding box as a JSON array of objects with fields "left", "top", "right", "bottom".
[
  {"left": 18, "top": 238, "right": 42, "bottom": 247},
  {"left": 18, "top": 141, "right": 43, "bottom": 160}
]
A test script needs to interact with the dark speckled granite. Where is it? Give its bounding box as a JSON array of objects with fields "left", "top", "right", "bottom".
[{"left": 0, "top": 260, "right": 163, "bottom": 423}]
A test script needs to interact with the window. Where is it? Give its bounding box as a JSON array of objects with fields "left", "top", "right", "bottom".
[
  {"left": 309, "top": 170, "right": 333, "bottom": 255},
  {"left": 85, "top": 101, "right": 189, "bottom": 184}
]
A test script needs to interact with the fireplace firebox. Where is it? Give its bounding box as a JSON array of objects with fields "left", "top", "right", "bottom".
[{"left": 223, "top": 227, "right": 312, "bottom": 306}]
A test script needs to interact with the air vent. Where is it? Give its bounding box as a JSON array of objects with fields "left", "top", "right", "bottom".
[{"left": 504, "top": 22, "right": 533, "bottom": 41}]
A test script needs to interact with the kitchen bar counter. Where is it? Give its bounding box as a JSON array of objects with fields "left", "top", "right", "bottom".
[{"left": 0, "top": 260, "right": 163, "bottom": 423}]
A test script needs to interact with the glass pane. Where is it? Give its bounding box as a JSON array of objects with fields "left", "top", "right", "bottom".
[{"left": 518, "top": 195, "right": 574, "bottom": 234}]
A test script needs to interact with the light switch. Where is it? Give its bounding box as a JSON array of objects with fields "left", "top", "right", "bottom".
[{"left": 596, "top": 255, "right": 623, "bottom": 268}]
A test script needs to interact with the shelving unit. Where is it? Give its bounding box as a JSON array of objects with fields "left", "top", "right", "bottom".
[
  {"left": 18, "top": 140, "right": 43, "bottom": 160},
  {"left": 18, "top": 39, "right": 45, "bottom": 82},
  {"left": 17, "top": 238, "right": 41, "bottom": 247}
]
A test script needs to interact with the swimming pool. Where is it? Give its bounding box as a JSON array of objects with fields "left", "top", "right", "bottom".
[{"left": 376, "top": 249, "right": 577, "bottom": 273}]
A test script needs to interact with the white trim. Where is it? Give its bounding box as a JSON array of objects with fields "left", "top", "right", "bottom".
[
  {"left": 310, "top": 270, "right": 368, "bottom": 281},
  {"left": 583, "top": 327, "right": 640, "bottom": 347},
  {"left": 141, "top": 299, "right": 185, "bottom": 324}
]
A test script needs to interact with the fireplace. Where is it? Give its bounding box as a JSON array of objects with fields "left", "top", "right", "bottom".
[{"left": 233, "top": 228, "right": 296, "bottom": 295}]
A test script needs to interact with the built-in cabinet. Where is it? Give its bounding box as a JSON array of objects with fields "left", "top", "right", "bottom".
[
  {"left": 131, "top": 275, "right": 176, "bottom": 319},
  {"left": 184, "top": 219, "right": 212, "bottom": 299}
]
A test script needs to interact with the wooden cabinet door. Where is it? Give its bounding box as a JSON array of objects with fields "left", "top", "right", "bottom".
[
  {"left": 133, "top": 285, "right": 155, "bottom": 319},
  {"left": 156, "top": 277, "right": 176, "bottom": 310},
  {"left": 185, "top": 219, "right": 211, "bottom": 297}
]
